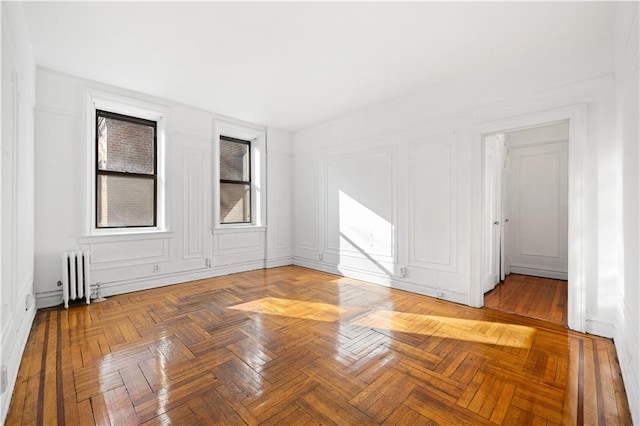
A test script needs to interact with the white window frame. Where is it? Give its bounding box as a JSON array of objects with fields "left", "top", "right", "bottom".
[
  {"left": 213, "top": 119, "right": 266, "bottom": 229},
  {"left": 84, "top": 89, "right": 168, "bottom": 236}
]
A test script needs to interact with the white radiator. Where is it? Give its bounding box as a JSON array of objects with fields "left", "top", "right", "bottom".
[{"left": 61, "top": 251, "right": 91, "bottom": 308}]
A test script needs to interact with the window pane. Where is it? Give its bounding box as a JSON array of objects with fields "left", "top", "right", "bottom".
[
  {"left": 220, "top": 139, "right": 249, "bottom": 181},
  {"left": 220, "top": 183, "right": 250, "bottom": 223},
  {"left": 97, "top": 115, "right": 155, "bottom": 175},
  {"left": 97, "top": 174, "right": 155, "bottom": 227}
]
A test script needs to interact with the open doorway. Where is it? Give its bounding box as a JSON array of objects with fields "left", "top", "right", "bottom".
[{"left": 483, "top": 122, "right": 569, "bottom": 325}]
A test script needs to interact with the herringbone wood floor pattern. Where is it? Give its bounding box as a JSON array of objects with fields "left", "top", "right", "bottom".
[
  {"left": 485, "top": 275, "right": 568, "bottom": 325},
  {"left": 6, "top": 266, "right": 631, "bottom": 425}
]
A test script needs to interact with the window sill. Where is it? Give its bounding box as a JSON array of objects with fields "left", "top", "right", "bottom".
[
  {"left": 213, "top": 225, "right": 266, "bottom": 235},
  {"left": 79, "top": 230, "right": 175, "bottom": 244}
]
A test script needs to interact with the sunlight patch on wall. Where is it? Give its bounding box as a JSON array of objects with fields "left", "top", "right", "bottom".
[{"left": 338, "top": 190, "right": 393, "bottom": 259}]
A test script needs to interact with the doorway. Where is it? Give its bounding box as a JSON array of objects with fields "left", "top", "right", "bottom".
[{"left": 483, "top": 121, "right": 569, "bottom": 325}]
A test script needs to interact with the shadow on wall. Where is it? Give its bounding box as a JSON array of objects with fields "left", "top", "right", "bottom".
[{"left": 335, "top": 189, "right": 394, "bottom": 277}]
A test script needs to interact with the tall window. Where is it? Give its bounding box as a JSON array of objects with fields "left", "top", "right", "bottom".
[
  {"left": 96, "top": 110, "right": 157, "bottom": 228},
  {"left": 219, "top": 136, "right": 251, "bottom": 224}
]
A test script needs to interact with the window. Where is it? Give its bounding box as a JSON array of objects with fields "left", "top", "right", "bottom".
[
  {"left": 219, "top": 136, "right": 251, "bottom": 224},
  {"left": 95, "top": 110, "right": 157, "bottom": 228},
  {"left": 213, "top": 120, "right": 265, "bottom": 228}
]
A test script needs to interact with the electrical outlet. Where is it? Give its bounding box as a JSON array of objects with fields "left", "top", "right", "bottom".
[
  {"left": 153, "top": 264, "right": 160, "bottom": 273},
  {"left": 25, "top": 294, "right": 34, "bottom": 311},
  {"left": 399, "top": 267, "right": 406, "bottom": 277},
  {"left": 1, "top": 365, "right": 7, "bottom": 394},
  {"left": 205, "top": 258, "right": 212, "bottom": 268},
  {"left": 318, "top": 253, "right": 323, "bottom": 261}
]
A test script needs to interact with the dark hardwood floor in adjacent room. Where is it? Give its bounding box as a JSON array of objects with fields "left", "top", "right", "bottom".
[
  {"left": 485, "top": 274, "right": 568, "bottom": 325},
  {"left": 6, "top": 266, "right": 630, "bottom": 425}
]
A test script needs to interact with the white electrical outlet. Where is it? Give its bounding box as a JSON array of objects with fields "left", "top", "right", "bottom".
[
  {"left": 153, "top": 264, "right": 160, "bottom": 273},
  {"left": 318, "top": 253, "right": 323, "bottom": 261},
  {"left": 25, "top": 294, "right": 34, "bottom": 311},
  {"left": 1, "top": 365, "right": 7, "bottom": 394},
  {"left": 399, "top": 267, "right": 406, "bottom": 277}
]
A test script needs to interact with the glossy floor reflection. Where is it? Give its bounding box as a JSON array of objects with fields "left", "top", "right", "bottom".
[{"left": 6, "top": 266, "right": 631, "bottom": 425}]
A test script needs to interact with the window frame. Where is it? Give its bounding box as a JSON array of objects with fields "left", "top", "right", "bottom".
[
  {"left": 85, "top": 89, "right": 168, "bottom": 236},
  {"left": 213, "top": 120, "right": 266, "bottom": 229},
  {"left": 219, "top": 135, "right": 252, "bottom": 225},
  {"left": 95, "top": 109, "right": 158, "bottom": 229}
]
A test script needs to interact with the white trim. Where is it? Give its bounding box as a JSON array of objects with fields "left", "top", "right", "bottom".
[
  {"left": 0, "top": 305, "right": 36, "bottom": 420},
  {"left": 508, "top": 266, "right": 568, "bottom": 281},
  {"left": 213, "top": 119, "right": 267, "bottom": 228},
  {"left": 293, "top": 257, "right": 470, "bottom": 305},
  {"left": 36, "top": 259, "right": 277, "bottom": 309},
  {"left": 79, "top": 230, "right": 175, "bottom": 244},
  {"left": 214, "top": 225, "right": 266, "bottom": 235},
  {"left": 264, "top": 256, "right": 294, "bottom": 269},
  {"left": 615, "top": 300, "right": 640, "bottom": 423},
  {"left": 84, "top": 88, "right": 170, "bottom": 236},
  {"left": 585, "top": 317, "right": 615, "bottom": 338},
  {"left": 473, "top": 104, "right": 587, "bottom": 333}
]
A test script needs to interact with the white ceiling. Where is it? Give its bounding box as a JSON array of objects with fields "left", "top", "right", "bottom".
[{"left": 22, "top": 2, "right": 615, "bottom": 132}]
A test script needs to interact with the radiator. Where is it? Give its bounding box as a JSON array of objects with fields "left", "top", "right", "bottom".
[{"left": 61, "top": 251, "right": 91, "bottom": 308}]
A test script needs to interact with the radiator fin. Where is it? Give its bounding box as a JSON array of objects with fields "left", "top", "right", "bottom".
[{"left": 61, "top": 251, "right": 91, "bottom": 309}]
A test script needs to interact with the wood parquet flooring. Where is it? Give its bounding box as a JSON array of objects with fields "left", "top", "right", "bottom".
[
  {"left": 485, "top": 274, "right": 568, "bottom": 325},
  {"left": 6, "top": 266, "right": 631, "bottom": 425}
]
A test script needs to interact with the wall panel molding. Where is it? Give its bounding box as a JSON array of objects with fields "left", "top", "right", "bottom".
[
  {"left": 323, "top": 148, "right": 396, "bottom": 263},
  {"left": 408, "top": 131, "right": 458, "bottom": 272},
  {"left": 82, "top": 237, "right": 172, "bottom": 269},
  {"left": 182, "top": 147, "right": 205, "bottom": 259},
  {"left": 294, "top": 159, "right": 319, "bottom": 251},
  {"left": 214, "top": 228, "right": 265, "bottom": 255}
]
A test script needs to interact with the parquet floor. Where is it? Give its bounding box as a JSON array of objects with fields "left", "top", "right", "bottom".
[
  {"left": 485, "top": 274, "right": 568, "bottom": 325},
  {"left": 6, "top": 266, "right": 631, "bottom": 425}
]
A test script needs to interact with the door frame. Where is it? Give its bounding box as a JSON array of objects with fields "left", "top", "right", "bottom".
[
  {"left": 482, "top": 134, "right": 506, "bottom": 293},
  {"left": 471, "top": 104, "right": 587, "bottom": 332}
]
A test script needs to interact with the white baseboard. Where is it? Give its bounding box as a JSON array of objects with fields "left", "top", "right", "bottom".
[
  {"left": 36, "top": 289, "right": 65, "bottom": 308},
  {"left": 292, "top": 257, "right": 469, "bottom": 306},
  {"left": 615, "top": 304, "right": 639, "bottom": 424},
  {"left": 509, "top": 266, "right": 568, "bottom": 280},
  {"left": 1, "top": 304, "right": 37, "bottom": 423},
  {"left": 294, "top": 257, "right": 394, "bottom": 285},
  {"left": 585, "top": 317, "right": 615, "bottom": 338},
  {"left": 617, "top": 342, "right": 639, "bottom": 425},
  {"left": 264, "top": 256, "right": 293, "bottom": 268},
  {"left": 36, "top": 259, "right": 278, "bottom": 308}
]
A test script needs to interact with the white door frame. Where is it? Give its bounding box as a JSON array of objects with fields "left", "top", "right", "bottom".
[
  {"left": 483, "top": 134, "right": 506, "bottom": 293},
  {"left": 471, "top": 104, "right": 587, "bottom": 332}
]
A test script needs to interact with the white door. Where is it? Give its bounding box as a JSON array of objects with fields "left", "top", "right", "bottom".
[
  {"left": 507, "top": 135, "right": 568, "bottom": 279},
  {"left": 483, "top": 134, "right": 506, "bottom": 292},
  {"left": 501, "top": 151, "right": 509, "bottom": 281}
]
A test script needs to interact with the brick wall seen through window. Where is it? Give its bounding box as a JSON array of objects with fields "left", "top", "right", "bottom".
[
  {"left": 219, "top": 136, "right": 251, "bottom": 224},
  {"left": 96, "top": 110, "right": 157, "bottom": 228}
]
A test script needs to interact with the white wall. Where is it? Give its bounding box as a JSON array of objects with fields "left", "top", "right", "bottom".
[
  {"left": 33, "top": 68, "right": 293, "bottom": 306},
  {"left": 614, "top": 2, "right": 639, "bottom": 423},
  {"left": 292, "top": 36, "right": 619, "bottom": 332},
  {"left": 266, "top": 128, "right": 294, "bottom": 267},
  {"left": 0, "top": 2, "right": 37, "bottom": 422},
  {"left": 292, "top": 7, "right": 640, "bottom": 418}
]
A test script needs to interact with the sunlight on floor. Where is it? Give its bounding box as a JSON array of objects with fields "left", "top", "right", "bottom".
[
  {"left": 352, "top": 310, "right": 535, "bottom": 349},
  {"left": 230, "top": 297, "right": 356, "bottom": 322},
  {"left": 230, "top": 298, "right": 535, "bottom": 349}
]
